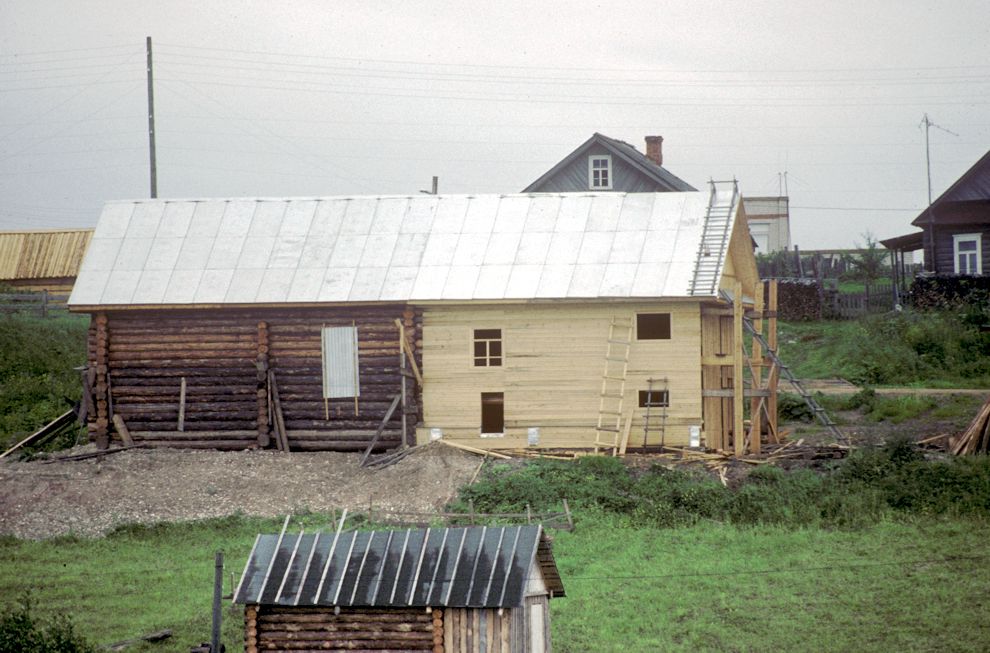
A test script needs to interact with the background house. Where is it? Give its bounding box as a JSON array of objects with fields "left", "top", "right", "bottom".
[
  {"left": 0, "top": 228, "right": 93, "bottom": 292},
  {"left": 883, "top": 149, "right": 990, "bottom": 277},
  {"left": 68, "top": 188, "right": 763, "bottom": 455},
  {"left": 522, "top": 133, "right": 696, "bottom": 193},
  {"left": 234, "top": 524, "right": 564, "bottom": 653},
  {"left": 741, "top": 196, "right": 790, "bottom": 254}
]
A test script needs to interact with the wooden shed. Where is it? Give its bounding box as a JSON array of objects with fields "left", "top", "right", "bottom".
[
  {"left": 0, "top": 228, "right": 93, "bottom": 292},
  {"left": 68, "top": 183, "right": 772, "bottom": 455},
  {"left": 233, "top": 524, "right": 564, "bottom": 652}
]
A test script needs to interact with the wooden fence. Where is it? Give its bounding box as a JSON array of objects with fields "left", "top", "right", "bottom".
[
  {"left": 0, "top": 291, "right": 71, "bottom": 317},
  {"left": 829, "top": 283, "right": 895, "bottom": 318}
]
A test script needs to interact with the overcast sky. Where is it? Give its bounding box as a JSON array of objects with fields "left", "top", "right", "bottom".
[{"left": 1, "top": 0, "right": 987, "bottom": 248}]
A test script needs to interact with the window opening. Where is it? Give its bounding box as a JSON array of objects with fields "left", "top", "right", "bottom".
[
  {"left": 588, "top": 155, "right": 612, "bottom": 190},
  {"left": 638, "top": 390, "right": 670, "bottom": 407},
  {"left": 637, "top": 313, "right": 671, "bottom": 340},
  {"left": 481, "top": 392, "right": 504, "bottom": 435},
  {"left": 474, "top": 328, "right": 502, "bottom": 366}
]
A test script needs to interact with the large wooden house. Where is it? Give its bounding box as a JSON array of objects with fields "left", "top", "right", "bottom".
[
  {"left": 234, "top": 524, "right": 564, "bottom": 652},
  {"left": 68, "top": 184, "right": 769, "bottom": 455}
]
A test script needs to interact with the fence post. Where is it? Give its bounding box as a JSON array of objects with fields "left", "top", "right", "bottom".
[
  {"left": 41, "top": 290, "right": 48, "bottom": 318},
  {"left": 212, "top": 551, "right": 223, "bottom": 653}
]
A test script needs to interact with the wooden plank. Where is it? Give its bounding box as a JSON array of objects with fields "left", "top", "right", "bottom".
[
  {"left": 177, "top": 377, "right": 187, "bottom": 432},
  {"left": 733, "top": 281, "right": 745, "bottom": 457},
  {"left": 749, "top": 281, "right": 764, "bottom": 454},
  {"left": 0, "top": 410, "right": 75, "bottom": 459},
  {"left": 395, "top": 319, "right": 423, "bottom": 387},
  {"left": 359, "top": 394, "right": 402, "bottom": 466},
  {"left": 439, "top": 440, "right": 512, "bottom": 459},
  {"left": 112, "top": 413, "right": 134, "bottom": 446},
  {"left": 618, "top": 410, "right": 633, "bottom": 457},
  {"left": 768, "top": 279, "right": 779, "bottom": 442},
  {"left": 269, "top": 370, "right": 289, "bottom": 452}
]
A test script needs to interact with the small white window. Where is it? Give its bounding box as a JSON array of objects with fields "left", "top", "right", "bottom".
[
  {"left": 588, "top": 155, "right": 612, "bottom": 190},
  {"left": 953, "top": 233, "right": 982, "bottom": 275}
]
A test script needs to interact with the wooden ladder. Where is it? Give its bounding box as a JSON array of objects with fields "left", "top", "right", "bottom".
[{"left": 594, "top": 316, "right": 633, "bottom": 455}]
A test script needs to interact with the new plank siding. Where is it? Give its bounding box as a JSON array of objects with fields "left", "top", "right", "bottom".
[{"left": 418, "top": 301, "right": 703, "bottom": 449}]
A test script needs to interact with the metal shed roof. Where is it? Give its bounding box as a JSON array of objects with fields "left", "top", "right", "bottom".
[
  {"left": 69, "top": 191, "right": 735, "bottom": 307},
  {"left": 233, "top": 525, "right": 564, "bottom": 608}
]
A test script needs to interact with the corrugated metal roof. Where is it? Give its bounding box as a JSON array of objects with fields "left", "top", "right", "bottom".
[
  {"left": 0, "top": 229, "right": 93, "bottom": 281},
  {"left": 69, "top": 192, "right": 736, "bottom": 306},
  {"left": 233, "top": 525, "right": 564, "bottom": 608}
]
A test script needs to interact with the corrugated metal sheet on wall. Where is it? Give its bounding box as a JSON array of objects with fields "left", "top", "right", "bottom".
[{"left": 322, "top": 325, "right": 359, "bottom": 398}]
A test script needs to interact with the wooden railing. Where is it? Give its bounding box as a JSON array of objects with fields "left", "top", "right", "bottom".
[{"left": 0, "top": 291, "right": 71, "bottom": 317}]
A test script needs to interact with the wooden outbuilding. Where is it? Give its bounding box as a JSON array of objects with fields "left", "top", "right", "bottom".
[
  {"left": 69, "top": 184, "right": 774, "bottom": 455},
  {"left": 0, "top": 228, "right": 93, "bottom": 292},
  {"left": 233, "top": 524, "right": 564, "bottom": 652}
]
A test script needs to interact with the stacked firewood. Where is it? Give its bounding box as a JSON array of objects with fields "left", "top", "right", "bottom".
[{"left": 951, "top": 396, "right": 990, "bottom": 455}]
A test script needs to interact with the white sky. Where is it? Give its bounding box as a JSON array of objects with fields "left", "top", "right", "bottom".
[{"left": 1, "top": 0, "right": 987, "bottom": 248}]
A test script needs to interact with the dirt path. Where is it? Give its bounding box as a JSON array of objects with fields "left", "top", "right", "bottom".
[
  {"left": 798, "top": 379, "right": 988, "bottom": 396},
  {"left": 0, "top": 443, "right": 481, "bottom": 540}
]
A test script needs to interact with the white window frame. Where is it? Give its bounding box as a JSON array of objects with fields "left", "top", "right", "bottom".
[
  {"left": 952, "top": 233, "right": 982, "bottom": 275},
  {"left": 588, "top": 155, "right": 612, "bottom": 190}
]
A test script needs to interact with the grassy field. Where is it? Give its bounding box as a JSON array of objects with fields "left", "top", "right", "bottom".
[
  {"left": 0, "top": 313, "right": 89, "bottom": 450},
  {"left": 3, "top": 450, "right": 990, "bottom": 652},
  {"left": 1, "top": 514, "right": 988, "bottom": 652},
  {"left": 778, "top": 308, "right": 990, "bottom": 387}
]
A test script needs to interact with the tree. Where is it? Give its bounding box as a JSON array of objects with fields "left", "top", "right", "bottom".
[{"left": 849, "top": 232, "right": 890, "bottom": 301}]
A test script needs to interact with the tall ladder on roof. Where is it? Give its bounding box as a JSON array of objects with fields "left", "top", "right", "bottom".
[
  {"left": 734, "top": 303, "right": 846, "bottom": 443},
  {"left": 642, "top": 377, "right": 669, "bottom": 449},
  {"left": 690, "top": 180, "right": 739, "bottom": 296},
  {"left": 594, "top": 316, "right": 633, "bottom": 455}
]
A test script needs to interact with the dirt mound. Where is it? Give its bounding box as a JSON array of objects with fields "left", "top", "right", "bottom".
[{"left": 0, "top": 443, "right": 480, "bottom": 540}]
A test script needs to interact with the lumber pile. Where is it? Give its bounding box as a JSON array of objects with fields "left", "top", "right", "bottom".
[{"left": 950, "top": 396, "right": 990, "bottom": 455}]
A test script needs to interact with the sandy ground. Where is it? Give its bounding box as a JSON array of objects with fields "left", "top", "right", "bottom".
[{"left": 0, "top": 442, "right": 481, "bottom": 540}]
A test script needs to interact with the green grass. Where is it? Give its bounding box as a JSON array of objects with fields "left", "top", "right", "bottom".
[
  {"left": 0, "top": 313, "right": 89, "bottom": 450},
  {"left": 777, "top": 308, "right": 990, "bottom": 387},
  {"left": 1, "top": 510, "right": 987, "bottom": 652}
]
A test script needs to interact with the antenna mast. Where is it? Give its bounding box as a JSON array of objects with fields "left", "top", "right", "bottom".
[{"left": 147, "top": 36, "right": 157, "bottom": 198}]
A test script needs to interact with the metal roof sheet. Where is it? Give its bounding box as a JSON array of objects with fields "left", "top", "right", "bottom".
[
  {"left": 69, "top": 192, "right": 735, "bottom": 306},
  {"left": 233, "top": 525, "right": 564, "bottom": 608}
]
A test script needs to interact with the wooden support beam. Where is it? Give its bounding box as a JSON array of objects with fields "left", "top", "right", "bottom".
[
  {"left": 733, "top": 281, "right": 745, "bottom": 457},
  {"left": 112, "top": 413, "right": 134, "bottom": 446},
  {"left": 177, "top": 376, "right": 187, "bottom": 432},
  {"left": 394, "top": 319, "right": 423, "bottom": 387},
  {"left": 768, "top": 280, "right": 780, "bottom": 442},
  {"left": 749, "top": 283, "right": 764, "bottom": 453}
]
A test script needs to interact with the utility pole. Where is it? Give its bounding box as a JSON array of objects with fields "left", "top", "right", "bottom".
[
  {"left": 419, "top": 176, "right": 438, "bottom": 194},
  {"left": 147, "top": 36, "right": 157, "bottom": 198}
]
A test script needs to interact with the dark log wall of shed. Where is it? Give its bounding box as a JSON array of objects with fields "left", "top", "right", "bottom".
[
  {"left": 930, "top": 226, "right": 988, "bottom": 275},
  {"left": 246, "top": 605, "right": 439, "bottom": 653},
  {"left": 86, "top": 305, "right": 422, "bottom": 452}
]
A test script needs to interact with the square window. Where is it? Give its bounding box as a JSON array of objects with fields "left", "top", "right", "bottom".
[
  {"left": 637, "top": 313, "right": 671, "bottom": 340},
  {"left": 588, "top": 155, "right": 612, "bottom": 190},
  {"left": 638, "top": 390, "right": 670, "bottom": 407},
  {"left": 473, "top": 328, "right": 503, "bottom": 367}
]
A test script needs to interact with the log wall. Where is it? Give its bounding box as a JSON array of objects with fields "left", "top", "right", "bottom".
[
  {"left": 86, "top": 305, "right": 421, "bottom": 451},
  {"left": 246, "top": 605, "right": 438, "bottom": 653}
]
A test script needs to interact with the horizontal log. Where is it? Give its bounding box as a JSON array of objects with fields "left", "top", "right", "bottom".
[
  {"left": 108, "top": 334, "right": 259, "bottom": 345},
  {"left": 117, "top": 420, "right": 256, "bottom": 431},
  {"left": 258, "top": 631, "right": 432, "bottom": 642},
  {"left": 135, "top": 440, "right": 260, "bottom": 450},
  {"left": 130, "top": 430, "right": 258, "bottom": 438},
  {"left": 284, "top": 441, "right": 397, "bottom": 452}
]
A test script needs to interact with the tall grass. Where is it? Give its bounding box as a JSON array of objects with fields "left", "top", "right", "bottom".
[
  {"left": 0, "top": 314, "right": 89, "bottom": 449},
  {"left": 778, "top": 307, "right": 990, "bottom": 386}
]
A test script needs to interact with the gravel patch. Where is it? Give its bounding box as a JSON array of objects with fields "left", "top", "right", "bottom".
[{"left": 0, "top": 442, "right": 481, "bottom": 540}]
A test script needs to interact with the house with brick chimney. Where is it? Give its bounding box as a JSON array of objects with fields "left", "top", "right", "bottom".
[{"left": 522, "top": 133, "right": 696, "bottom": 193}]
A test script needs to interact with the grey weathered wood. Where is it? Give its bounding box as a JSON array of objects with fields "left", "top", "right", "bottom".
[{"left": 360, "top": 394, "right": 402, "bottom": 466}]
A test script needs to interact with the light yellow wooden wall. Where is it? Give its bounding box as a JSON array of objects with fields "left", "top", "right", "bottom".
[{"left": 416, "top": 301, "right": 703, "bottom": 449}]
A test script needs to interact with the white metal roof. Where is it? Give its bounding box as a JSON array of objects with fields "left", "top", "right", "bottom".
[{"left": 69, "top": 192, "right": 732, "bottom": 306}]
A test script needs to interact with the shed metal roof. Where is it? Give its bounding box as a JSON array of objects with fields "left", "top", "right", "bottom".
[
  {"left": 69, "top": 191, "right": 735, "bottom": 307},
  {"left": 233, "top": 525, "right": 564, "bottom": 608}
]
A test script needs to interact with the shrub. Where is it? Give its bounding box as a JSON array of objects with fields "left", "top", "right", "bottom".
[{"left": 0, "top": 596, "right": 95, "bottom": 653}]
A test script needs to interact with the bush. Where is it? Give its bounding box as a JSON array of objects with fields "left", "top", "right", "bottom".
[{"left": 0, "top": 596, "right": 95, "bottom": 653}]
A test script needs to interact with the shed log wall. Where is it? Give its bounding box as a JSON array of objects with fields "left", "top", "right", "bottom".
[
  {"left": 247, "top": 605, "right": 436, "bottom": 652},
  {"left": 417, "top": 301, "right": 702, "bottom": 450},
  {"left": 86, "top": 305, "right": 421, "bottom": 451}
]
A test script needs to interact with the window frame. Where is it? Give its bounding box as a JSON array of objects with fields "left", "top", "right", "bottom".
[
  {"left": 588, "top": 155, "right": 613, "bottom": 190},
  {"left": 636, "top": 312, "right": 672, "bottom": 340},
  {"left": 952, "top": 233, "right": 983, "bottom": 275},
  {"left": 473, "top": 328, "right": 503, "bottom": 367}
]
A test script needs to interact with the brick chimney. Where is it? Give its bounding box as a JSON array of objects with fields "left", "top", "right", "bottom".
[{"left": 644, "top": 135, "right": 663, "bottom": 166}]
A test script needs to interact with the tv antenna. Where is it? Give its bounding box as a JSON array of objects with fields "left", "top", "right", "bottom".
[{"left": 920, "top": 113, "right": 958, "bottom": 206}]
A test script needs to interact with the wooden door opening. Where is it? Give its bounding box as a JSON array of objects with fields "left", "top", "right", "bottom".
[{"left": 481, "top": 392, "right": 504, "bottom": 435}]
